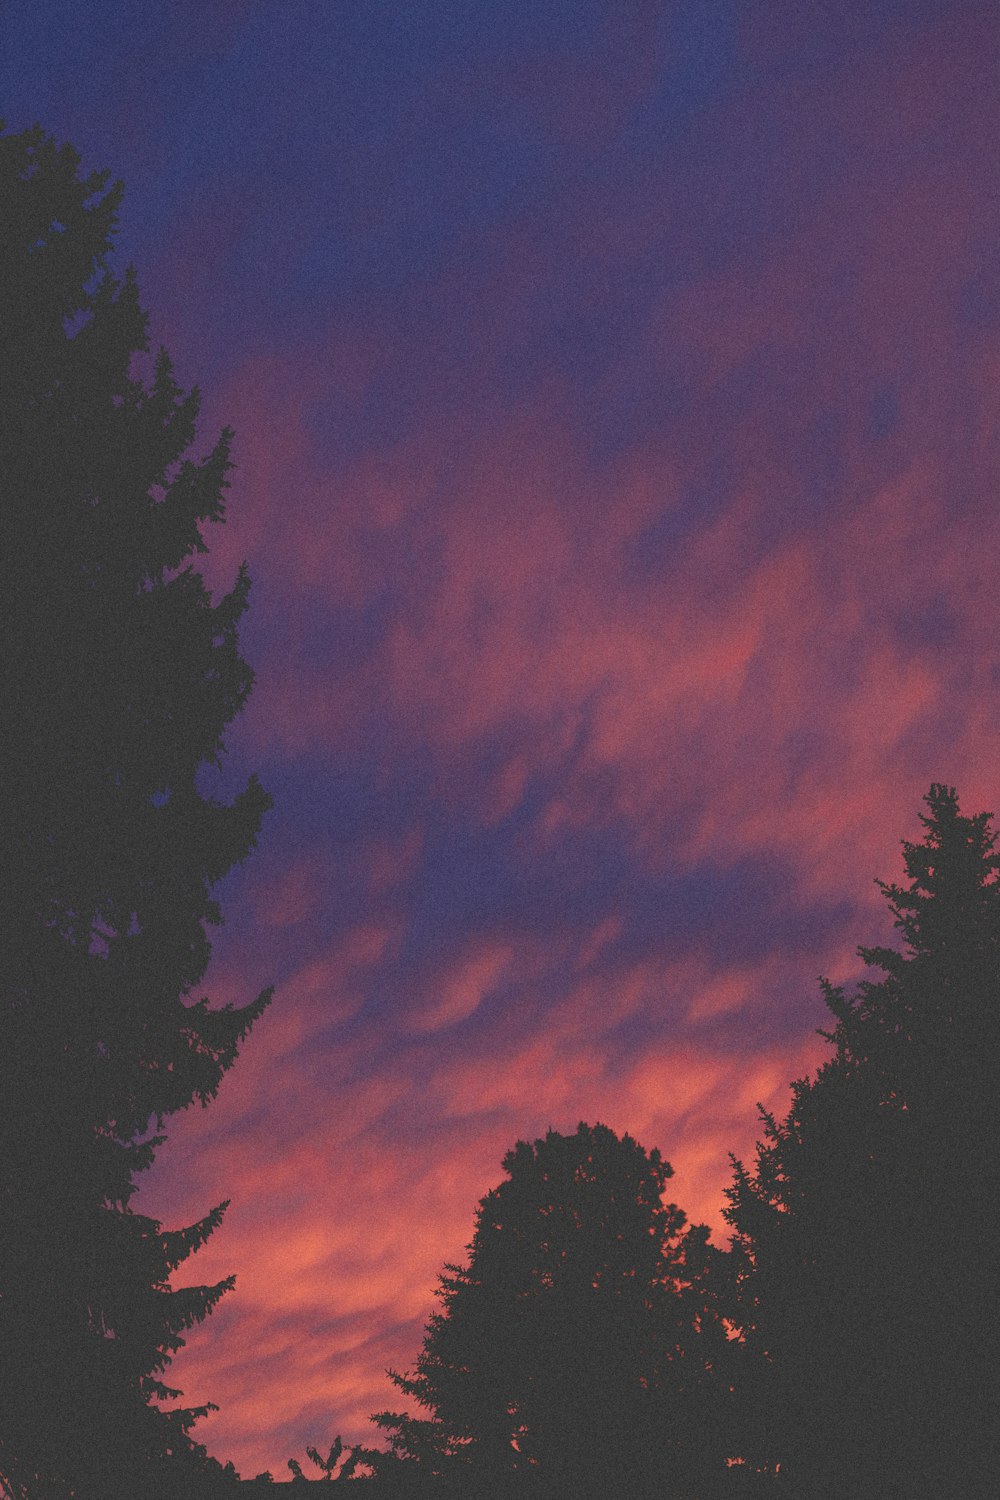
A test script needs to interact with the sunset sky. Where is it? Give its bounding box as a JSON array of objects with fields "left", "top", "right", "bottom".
[{"left": 4, "top": 0, "right": 1000, "bottom": 1478}]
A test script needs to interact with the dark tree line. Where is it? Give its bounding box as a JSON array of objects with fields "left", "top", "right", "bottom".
[
  {"left": 1, "top": 124, "right": 271, "bottom": 1499},
  {"left": 364, "top": 787, "right": 998, "bottom": 1499},
  {"left": 4, "top": 119, "right": 997, "bottom": 1500}
]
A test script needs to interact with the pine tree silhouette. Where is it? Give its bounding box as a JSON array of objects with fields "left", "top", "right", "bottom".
[
  {"left": 0, "top": 124, "right": 272, "bottom": 1500},
  {"left": 726, "top": 785, "right": 1000, "bottom": 1498}
]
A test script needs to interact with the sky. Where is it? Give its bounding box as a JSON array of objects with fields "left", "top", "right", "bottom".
[{"left": 4, "top": 0, "right": 1000, "bottom": 1478}]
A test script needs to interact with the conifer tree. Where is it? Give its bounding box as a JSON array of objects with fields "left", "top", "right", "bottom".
[
  {"left": 0, "top": 124, "right": 272, "bottom": 1499},
  {"left": 725, "top": 785, "right": 1000, "bottom": 1499}
]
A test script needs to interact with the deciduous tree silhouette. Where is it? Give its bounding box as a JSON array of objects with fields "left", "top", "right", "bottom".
[
  {"left": 0, "top": 124, "right": 272, "bottom": 1500},
  {"left": 725, "top": 785, "right": 1000, "bottom": 1499},
  {"left": 373, "top": 1122, "right": 741, "bottom": 1499},
  {"left": 286, "top": 1436, "right": 369, "bottom": 1483}
]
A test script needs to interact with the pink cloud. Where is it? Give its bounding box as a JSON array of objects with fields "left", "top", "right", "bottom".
[
  {"left": 149, "top": 1001, "right": 825, "bottom": 1476},
  {"left": 124, "top": 7, "right": 1000, "bottom": 1480},
  {"left": 406, "top": 942, "right": 513, "bottom": 1032}
]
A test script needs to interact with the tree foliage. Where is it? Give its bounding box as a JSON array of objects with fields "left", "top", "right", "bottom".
[
  {"left": 286, "top": 1436, "right": 370, "bottom": 1484},
  {"left": 373, "top": 1122, "right": 741, "bottom": 1499},
  {"left": 0, "top": 123, "right": 272, "bottom": 1499},
  {"left": 725, "top": 784, "right": 1000, "bottom": 1498}
]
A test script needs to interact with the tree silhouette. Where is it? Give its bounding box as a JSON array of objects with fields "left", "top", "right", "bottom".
[
  {"left": 0, "top": 124, "right": 271, "bottom": 1499},
  {"left": 725, "top": 785, "right": 1000, "bottom": 1498},
  {"left": 286, "top": 1436, "right": 371, "bottom": 1483},
  {"left": 373, "top": 1122, "right": 741, "bottom": 1499}
]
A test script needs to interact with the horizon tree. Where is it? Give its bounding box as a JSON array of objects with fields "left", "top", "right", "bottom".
[
  {"left": 725, "top": 784, "right": 1000, "bottom": 1498},
  {"left": 0, "top": 122, "right": 273, "bottom": 1499},
  {"left": 372, "top": 1122, "right": 743, "bottom": 1500}
]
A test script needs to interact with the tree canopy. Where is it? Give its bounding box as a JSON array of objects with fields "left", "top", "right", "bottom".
[
  {"left": 0, "top": 123, "right": 271, "bottom": 1500},
  {"left": 725, "top": 784, "right": 999, "bottom": 1498},
  {"left": 373, "top": 1122, "right": 741, "bottom": 1500},
  {"left": 367, "top": 787, "right": 1000, "bottom": 1498}
]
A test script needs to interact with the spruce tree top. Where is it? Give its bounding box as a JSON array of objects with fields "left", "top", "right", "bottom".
[{"left": 1, "top": 122, "right": 273, "bottom": 1155}]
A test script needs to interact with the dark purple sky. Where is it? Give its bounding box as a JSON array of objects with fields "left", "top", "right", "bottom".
[{"left": 4, "top": 0, "right": 999, "bottom": 1476}]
